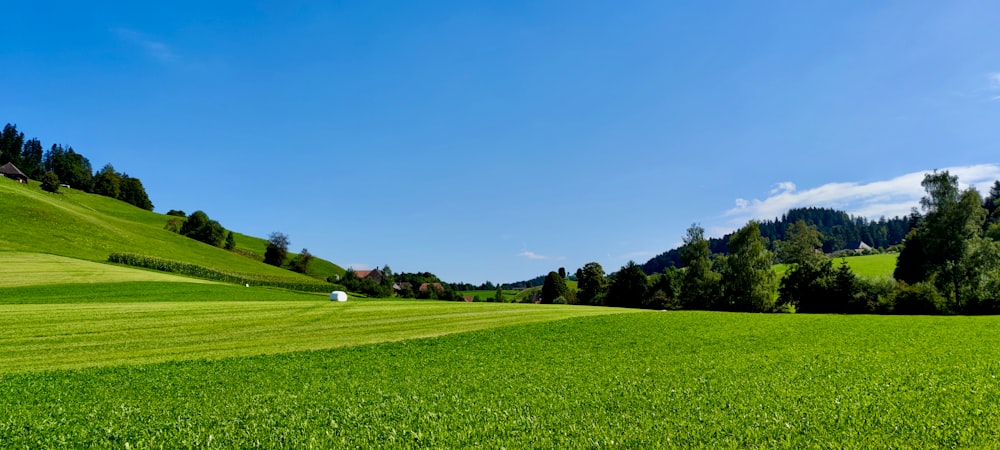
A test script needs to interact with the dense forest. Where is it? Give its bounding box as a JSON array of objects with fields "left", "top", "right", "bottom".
[
  {"left": 0, "top": 123, "right": 153, "bottom": 210},
  {"left": 640, "top": 207, "right": 911, "bottom": 275}
]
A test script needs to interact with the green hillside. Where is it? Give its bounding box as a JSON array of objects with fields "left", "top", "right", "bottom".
[
  {"left": 774, "top": 253, "right": 898, "bottom": 279},
  {"left": 0, "top": 177, "right": 343, "bottom": 282}
]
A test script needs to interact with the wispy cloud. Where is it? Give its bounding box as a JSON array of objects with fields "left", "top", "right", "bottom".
[
  {"left": 111, "top": 28, "right": 177, "bottom": 63},
  {"left": 347, "top": 263, "right": 371, "bottom": 270},
  {"left": 518, "top": 251, "right": 550, "bottom": 260},
  {"left": 724, "top": 164, "right": 1000, "bottom": 229},
  {"left": 988, "top": 72, "right": 1000, "bottom": 101}
]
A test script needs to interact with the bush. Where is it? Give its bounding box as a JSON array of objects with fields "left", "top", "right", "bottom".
[
  {"left": 180, "top": 211, "right": 225, "bottom": 247},
  {"left": 40, "top": 171, "right": 60, "bottom": 193},
  {"left": 893, "top": 282, "right": 947, "bottom": 315},
  {"left": 166, "top": 210, "right": 186, "bottom": 217}
]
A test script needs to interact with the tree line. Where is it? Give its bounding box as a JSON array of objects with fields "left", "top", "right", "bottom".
[
  {"left": 1, "top": 123, "right": 152, "bottom": 210},
  {"left": 641, "top": 207, "right": 911, "bottom": 274},
  {"left": 538, "top": 171, "right": 1000, "bottom": 315}
]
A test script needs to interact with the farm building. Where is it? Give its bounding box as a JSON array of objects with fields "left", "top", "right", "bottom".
[
  {"left": 0, "top": 162, "right": 28, "bottom": 183},
  {"left": 355, "top": 268, "right": 383, "bottom": 284},
  {"left": 847, "top": 240, "right": 873, "bottom": 252}
]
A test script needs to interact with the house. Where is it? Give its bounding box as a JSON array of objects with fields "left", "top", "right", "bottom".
[
  {"left": 847, "top": 240, "right": 873, "bottom": 252},
  {"left": 393, "top": 281, "right": 413, "bottom": 293},
  {"left": 354, "top": 268, "right": 383, "bottom": 284},
  {"left": 463, "top": 296, "right": 475, "bottom": 302},
  {"left": 419, "top": 282, "right": 444, "bottom": 293},
  {"left": 0, "top": 162, "right": 28, "bottom": 184}
]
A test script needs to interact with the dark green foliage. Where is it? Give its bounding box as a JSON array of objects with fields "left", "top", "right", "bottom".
[
  {"left": 107, "top": 253, "right": 341, "bottom": 292},
  {"left": 679, "top": 224, "right": 722, "bottom": 309},
  {"left": 92, "top": 164, "right": 121, "bottom": 199},
  {"left": 721, "top": 222, "right": 777, "bottom": 312},
  {"left": 18, "top": 138, "right": 44, "bottom": 179},
  {"left": 43, "top": 144, "right": 93, "bottom": 192},
  {"left": 40, "top": 171, "right": 60, "bottom": 193},
  {"left": 541, "top": 271, "right": 568, "bottom": 304},
  {"left": 894, "top": 171, "right": 987, "bottom": 311},
  {"left": 166, "top": 210, "right": 186, "bottom": 217},
  {"left": 642, "top": 207, "right": 912, "bottom": 274},
  {"left": 264, "top": 232, "right": 290, "bottom": 267},
  {"left": 495, "top": 285, "right": 505, "bottom": 303},
  {"left": 224, "top": 231, "right": 236, "bottom": 250},
  {"left": 575, "top": 262, "right": 607, "bottom": 306},
  {"left": 558, "top": 267, "right": 566, "bottom": 278},
  {"left": 179, "top": 210, "right": 226, "bottom": 247},
  {"left": 0, "top": 123, "right": 24, "bottom": 167},
  {"left": 607, "top": 261, "right": 648, "bottom": 308},
  {"left": 777, "top": 220, "right": 823, "bottom": 265},
  {"left": 893, "top": 282, "right": 946, "bottom": 315},
  {"left": 118, "top": 175, "right": 153, "bottom": 210},
  {"left": 289, "top": 248, "right": 313, "bottom": 274}
]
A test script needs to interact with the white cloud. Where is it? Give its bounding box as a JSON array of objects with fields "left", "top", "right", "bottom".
[
  {"left": 770, "top": 181, "right": 796, "bottom": 195},
  {"left": 990, "top": 72, "right": 1000, "bottom": 90},
  {"left": 724, "top": 164, "right": 1000, "bottom": 227},
  {"left": 112, "top": 28, "right": 177, "bottom": 63},
  {"left": 518, "top": 251, "right": 549, "bottom": 260}
]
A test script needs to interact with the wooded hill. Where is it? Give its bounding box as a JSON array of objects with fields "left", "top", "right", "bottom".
[{"left": 640, "top": 207, "right": 911, "bottom": 275}]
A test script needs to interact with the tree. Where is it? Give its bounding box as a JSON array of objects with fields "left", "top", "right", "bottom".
[
  {"left": 776, "top": 220, "right": 823, "bottom": 265},
  {"left": 179, "top": 210, "right": 226, "bottom": 246},
  {"left": 93, "top": 164, "right": 122, "bottom": 199},
  {"left": 575, "top": 262, "right": 608, "bottom": 306},
  {"left": 118, "top": 174, "right": 153, "bottom": 210},
  {"left": 607, "top": 261, "right": 648, "bottom": 308},
  {"left": 289, "top": 248, "right": 313, "bottom": 273},
  {"left": 894, "top": 171, "right": 986, "bottom": 311},
  {"left": 44, "top": 145, "right": 93, "bottom": 192},
  {"left": 495, "top": 285, "right": 505, "bottom": 303},
  {"left": 224, "top": 231, "right": 236, "bottom": 250},
  {"left": 19, "top": 138, "right": 44, "bottom": 179},
  {"left": 540, "top": 271, "right": 568, "bottom": 304},
  {"left": 984, "top": 180, "right": 1000, "bottom": 227},
  {"left": 721, "top": 221, "right": 778, "bottom": 312},
  {"left": 679, "top": 224, "right": 721, "bottom": 309},
  {"left": 558, "top": 267, "right": 566, "bottom": 278},
  {"left": 264, "top": 232, "right": 290, "bottom": 266},
  {"left": 40, "top": 171, "right": 60, "bottom": 193},
  {"left": 0, "top": 123, "right": 24, "bottom": 167}
]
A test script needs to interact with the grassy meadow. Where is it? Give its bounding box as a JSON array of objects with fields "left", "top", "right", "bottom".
[
  {"left": 2, "top": 310, "right": 999, "bottom": 447},
  {"left": 774, "top": 253, "right": 898, "bottom": 278}
]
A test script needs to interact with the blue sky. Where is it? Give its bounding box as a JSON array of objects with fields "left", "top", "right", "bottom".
[{"left": 3, "top": 1, "right": 1000, "bottom": 284}]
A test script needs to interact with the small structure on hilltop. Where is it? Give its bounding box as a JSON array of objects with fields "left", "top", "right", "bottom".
[
  {"left": 0, "top": 162, "right": 28, "bottom": 184},
  {"left": 330, "top": 291, "right": 348, "bottom": 302}
]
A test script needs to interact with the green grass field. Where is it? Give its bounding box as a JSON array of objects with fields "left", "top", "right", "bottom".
[
  {"left": 774, "top": 253, "right": 898, "bottom": 278},
  {"left": 2, "top": 309, "right": 999, "bottom": 447},
  {"left": 0, "top": 252, "right": 215, "bottom": 287}
]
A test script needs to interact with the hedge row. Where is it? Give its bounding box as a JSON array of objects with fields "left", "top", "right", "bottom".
[{"left": 108, "top": 252, "right": 343, "bottom": 293}]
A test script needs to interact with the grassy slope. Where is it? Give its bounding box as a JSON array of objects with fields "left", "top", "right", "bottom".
[
  {"left": 0, "top": 177, "right": 343, "bottom": 281},
  {"left": 0, "top": 252, "right": 216, "bottom": 287},
  {"left": 2, "top": 311, "right": 999, "bottom": 447},
  {"left": 774, "top": 253, "right": 898, "bottom": 278}
]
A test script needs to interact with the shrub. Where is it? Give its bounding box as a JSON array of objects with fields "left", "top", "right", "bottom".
[
  {"left": 40, "top": 171, "right": 60, "bottom": 193},
  {"left": 180, "top": 211, "right": 225, "bottom": 247},
  {"left": 893, "top": 282, "right": 947, "bottom": 315}
]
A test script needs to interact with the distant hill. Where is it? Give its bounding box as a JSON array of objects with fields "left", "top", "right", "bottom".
[
  {"left": 0, "top": 176, "right": 344, "bottom": 281},
  {"left": 640, "top": 207, "right": 912, "bottom": 275}
]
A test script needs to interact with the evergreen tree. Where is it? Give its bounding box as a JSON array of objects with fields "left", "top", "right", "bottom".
[
  {"left": 495, "top": 284, "right": 505, "bottom": 303},
  {"left": 19, "top": 138, "right": 44, "bottom": 179},
  {"left": 0, "top": 123, "right": 24, "bottom": 167},
  {"left": 224, "top": 231, "right": 236, "bottom": 250}
]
